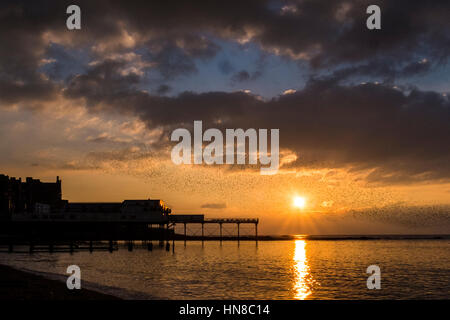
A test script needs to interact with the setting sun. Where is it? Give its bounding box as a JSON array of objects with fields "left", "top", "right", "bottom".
[{"left": 293, "top": 196, "right": 307, "bottom": 209}]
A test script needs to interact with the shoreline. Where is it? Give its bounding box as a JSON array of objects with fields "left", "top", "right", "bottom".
[
  {"left": 173, "top": 234, "right": 450, "bottom": 241},
  {"left": 0, "top": 264, "right": 120, "bottom": 300}
]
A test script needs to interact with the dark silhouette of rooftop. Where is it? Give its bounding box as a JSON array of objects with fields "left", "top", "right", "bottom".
[{"left": 0, "top": 174, "right": 62, "bottom": 219}]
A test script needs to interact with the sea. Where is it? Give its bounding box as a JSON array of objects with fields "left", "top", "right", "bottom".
[{"left": 0, "top": 236, "right": 449, "bottom": 299}]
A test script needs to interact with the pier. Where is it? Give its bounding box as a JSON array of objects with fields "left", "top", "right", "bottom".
[
  {"left": 0, "top": 173, "right": 259, "bottom": 254},
  {"left": 0, "top": 216, "right": 259, "bottom": 254},
  {"left": 170, "top": 217, "right": 259, "bottom": 243}
]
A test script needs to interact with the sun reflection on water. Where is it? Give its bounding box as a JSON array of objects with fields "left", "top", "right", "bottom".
[{"left": 293, "top": 239, "right": 313, "bottom": 299}]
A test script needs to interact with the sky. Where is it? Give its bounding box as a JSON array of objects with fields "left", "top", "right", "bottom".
[{"left": 0, "top": 0, "right": 449, "bottom": 234}]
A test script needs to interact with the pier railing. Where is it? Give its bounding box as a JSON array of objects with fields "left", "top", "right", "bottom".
[{"left": 205, "top": 218, "right": 258, "bottom": 224}]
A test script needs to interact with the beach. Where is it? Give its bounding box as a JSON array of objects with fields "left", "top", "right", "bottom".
[{"left": 0, "top": 264, "right": 119, "bottom": 300}]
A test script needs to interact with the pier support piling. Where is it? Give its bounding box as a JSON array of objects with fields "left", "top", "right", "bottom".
[
  {"left": 184, "top": 223, "right": 187, "bottom": 247},
  {"left": 159, "top": 224, "right": 164, "bottom": 247},
  {"left": 165, "top": 223, "right": 170, "bottom": 248},
  {"left": 237, "top": 223, "right": 240, "bottom": 243},
  {"left": 201, "top": 223, "right": 204, "bottom": 243}
]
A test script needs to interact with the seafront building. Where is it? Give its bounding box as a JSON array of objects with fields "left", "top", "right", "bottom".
[{"left": 0, "top": 174, "right": 171, "bottom": 223}]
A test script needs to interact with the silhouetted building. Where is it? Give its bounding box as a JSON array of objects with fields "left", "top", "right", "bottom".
[
  {"left": 0, "top": 174, "right": 171, "bottom": 222},
  {"left": 0, "top": 174, "right": 62, "bottom": 219},
  {"left": 0, "top": 174, "right": 12, "bottom": 220}
]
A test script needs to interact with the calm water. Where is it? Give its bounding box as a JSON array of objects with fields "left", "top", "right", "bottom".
[{"left": 0, "top": 239, "right": 449, "bottom": 299}]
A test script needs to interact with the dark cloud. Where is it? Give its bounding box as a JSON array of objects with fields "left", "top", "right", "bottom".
[
  {"left": 156, "top": 84, "right": 171, "bottom": 95},
  {"left": 150, "top": 45, "right": 198, "bottom": 79},
  {"left": 63, "top": 57, "right": 450, "bottom": 183},
  {"left": 105, "top": 0, "right": 450, "bottom": 76},
  {"left": 64, "top": 59, "right": 142, "bottom": 109},
  {"left": 330, "top": 58, "right": 434, "bottom": 83},
  {"left": 232, "top": 70, "right": 251, "bottom": 82},
  {"left": 231, "top": 70, "right": 262, "bottom": 83},
  {"left": 1, "top": 0, "right": 449, "bottom": 185},
  {"left": 145, "top": 36, "right": 219, "bottom": 80},
  {"left": 2, "top": 0, "right": 449, "bottom": 105},
  {"left": 0, "top": 1, "right": 68, "bottom": 107}
]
